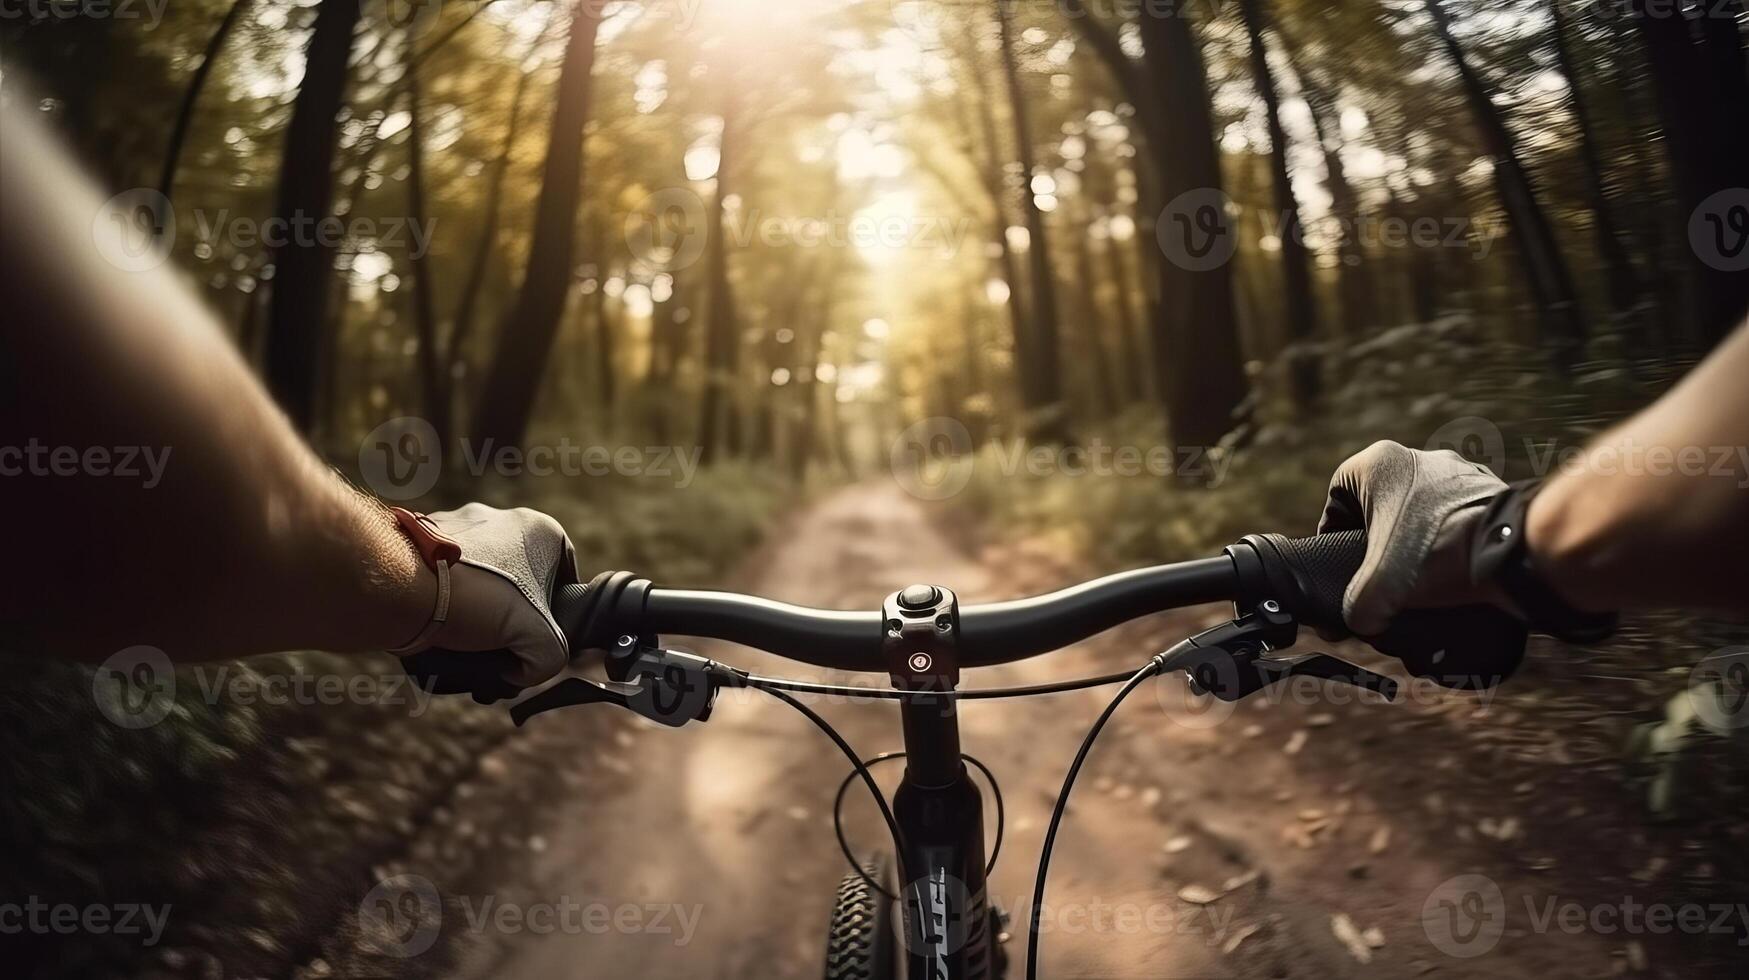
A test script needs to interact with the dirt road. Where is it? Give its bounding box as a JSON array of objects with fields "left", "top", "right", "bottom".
[{"left": 423, "top": 482, "right": 1730, "bottom": 980}]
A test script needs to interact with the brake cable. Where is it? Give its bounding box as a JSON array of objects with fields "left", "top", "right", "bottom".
[
  {"left": 756, "top": 686, "right": 910, "bottom": 889},
  {"left": 739, "top": 668, "right": 1140, "bottom": 701},
  {"left": 1025, "top": 654, "right": 1173, "bottom": 980}
]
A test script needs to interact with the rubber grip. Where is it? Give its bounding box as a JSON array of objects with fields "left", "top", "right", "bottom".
[
  {"left": 1237, "top": 530, "right": 1529, "bottom": 689},
  {"left": 1251, "top": 530, "right": 1366, "bottom": 633},
  {"left": 399, "top": 572, "right": 640, "bottom": 705}
]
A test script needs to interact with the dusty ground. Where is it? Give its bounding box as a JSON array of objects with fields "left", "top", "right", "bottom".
[{"left": 309, "top": 481, "right": 1747, "bottom": 980}]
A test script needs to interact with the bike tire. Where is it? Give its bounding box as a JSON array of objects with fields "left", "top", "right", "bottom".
[{"left": 823, "top": 856, "right": 896, "bottom": 980}]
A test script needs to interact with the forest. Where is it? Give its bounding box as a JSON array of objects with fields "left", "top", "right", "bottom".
[{"left": 4, "top": 0, "right": 1749, "bottom": 977}]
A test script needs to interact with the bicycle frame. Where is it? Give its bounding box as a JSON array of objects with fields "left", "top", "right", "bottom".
[{"left": 882, "top": 583, "right": 1000, "bottom": 980}]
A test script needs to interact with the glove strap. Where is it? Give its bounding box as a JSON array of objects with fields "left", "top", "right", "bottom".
[
  {"left": 386, "top": 507, "right": 461, "bottom": 654},
  {"left": 1470, "top": 482, "right": 1618, "bottom": 644}
]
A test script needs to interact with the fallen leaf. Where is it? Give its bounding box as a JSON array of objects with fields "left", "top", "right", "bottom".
[
  {"left": 1331, "top": 913, "right": 1373, "bottom": 963},
  {"left": 1178, "top": 884, "right": 1221, "bottom": 905},
  {"left": 1368, "top": 825, "right": 1392, "bottom": 855},
  {"left": 1223, "top": 923, "right": 1262, "bottom": 954}
]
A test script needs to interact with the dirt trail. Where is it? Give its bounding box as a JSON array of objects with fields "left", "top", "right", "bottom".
[{"left": 447, "top": 482, "right": 1700, "bottom": 980}]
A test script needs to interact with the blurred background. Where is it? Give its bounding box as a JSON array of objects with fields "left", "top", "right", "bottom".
[{"left": 3, "top": 1, "right": 1748, "bottom": 977}]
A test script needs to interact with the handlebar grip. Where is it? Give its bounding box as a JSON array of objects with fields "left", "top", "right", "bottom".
[
  {"left": 1231, "top": 531, "right": 1529, "bottom": 690},
  {"left": 399, "top": 572, "right": 641, "bottom": 705},
  {"left": 1258, "top": 530, "right": 1366, "bottom": 633}
]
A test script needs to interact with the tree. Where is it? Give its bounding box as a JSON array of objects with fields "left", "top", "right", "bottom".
[
  {"left": 401, "top": 39, "right": 452, "bottom": 450},
  {"left": 471, "top": 1, "right": 604, "bottom": 448},
  {"left": 1545, "top": 0, "right": 1645, "bottom": 320},
  {"left": 697, "top": 83, "right": 744, "bottom": 463},
  {"left": 1630, "top": 0, "right": 1749, "bottom": 347},
  {"left": 1423, "top": 0, "right": 1586, "bottom": 362},
  {"left": 158, "top": 0, "right": 253, "bottom": 204},
  {"left": 1136, "top": 4, "right": 1249, "bottom": 451},
  {"left": 1238, "top": 0, "right": 1320, "bottom": 404},
  {"left": 262, "top": 0, "right": 362, "bottom": 432},
  {"left": 996, "top": 0, "right": 1070, "bottom": 442}
]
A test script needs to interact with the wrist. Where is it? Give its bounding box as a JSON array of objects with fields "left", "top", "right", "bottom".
[{"left": 1523, "top": 477, "right": 1610, "bottom": 613}]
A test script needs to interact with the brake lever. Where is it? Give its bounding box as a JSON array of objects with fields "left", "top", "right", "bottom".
[
  {"left": 1222, "top": 652, "right": 1400, "bottom": 702},
  {"left": 1173, "top": 602, "right": 1399, "bottom": 703},
  {"left": 510, "top": 638, "right": 747, "bottom": 728}
]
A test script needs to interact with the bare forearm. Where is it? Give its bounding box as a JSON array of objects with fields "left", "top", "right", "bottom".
[
  {"left": 1528, "top": 320, "right": 1749, "bottom": 613},
  {"left": 0, "top": 104, "right": 430, "bottom": 661}
]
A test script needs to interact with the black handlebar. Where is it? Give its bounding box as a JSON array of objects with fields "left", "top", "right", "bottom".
[
  {"left": 404, "top": 530, "right": 1528, "bottom": 700},
  {"left": 630, "top": 556, "right": 1239, "bottom": 670}
]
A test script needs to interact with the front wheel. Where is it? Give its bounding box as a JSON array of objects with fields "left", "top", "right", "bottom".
[{"left": 823, "top": 857, "right": 896, "bottom": 979}]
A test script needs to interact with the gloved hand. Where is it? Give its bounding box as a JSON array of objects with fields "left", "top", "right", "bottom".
[
  {"left": 397, "top": 503, "right": 580, "bottom": 700},
  {"left": 1316, "top": 440, "right": 1508, "bottom": 636}
]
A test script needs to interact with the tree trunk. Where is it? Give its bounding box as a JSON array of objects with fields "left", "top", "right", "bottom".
[
  {"left": 1136, "top": 5, "right": 1249, "bottom": 451},
  {"left": 593, "top": 276, "right": 617, "bottom": 429},
  {"left": 1239, "top": 0, "right": 1320, "bottom": 404},
  {"left": 158, "top": 0, "right": 253, "bottom": 204},
  {"left": 449, "top": 67, "right": 532, "bottom": 399},
  {"left": 1279, "top": 35, "right": 1372, "bottom": 335},
  {"left": 1424, "top": 0, "right": 1587, "bottom": 361},
  {"left": 469, "top": 1, "right": 603, "bottom": 447},
  {"left": 958, "top": 19, "right": 1034, "bottom": 429},
  {"left": 1631, "top": 0, "right": 1749, "bottom": 346},
  {"left": 262, "top": 0, "right": 362, "bottom": 431},
  {"left": 1547, "top": 0, "right": 1646, "bottom": 318},
  {"left": 996, "top": 0, "right": 1070, "bottom": 442},
  {"left": 698, "top": 93, "right": 743, "bottom": 464},
  {"left": 402, "top": 46, "right": 452, "bottom": 451}
]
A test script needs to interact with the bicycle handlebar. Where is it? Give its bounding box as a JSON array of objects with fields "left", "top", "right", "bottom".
[
  {"left": 625, "top": 555, "right": 1240, "bottom": 671},
  {"left": 404, "top": 529, "right": 1526, "bottom": 699},
  {"left": 549, "top": 533, "right": 1367, "bottom": 673}
]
